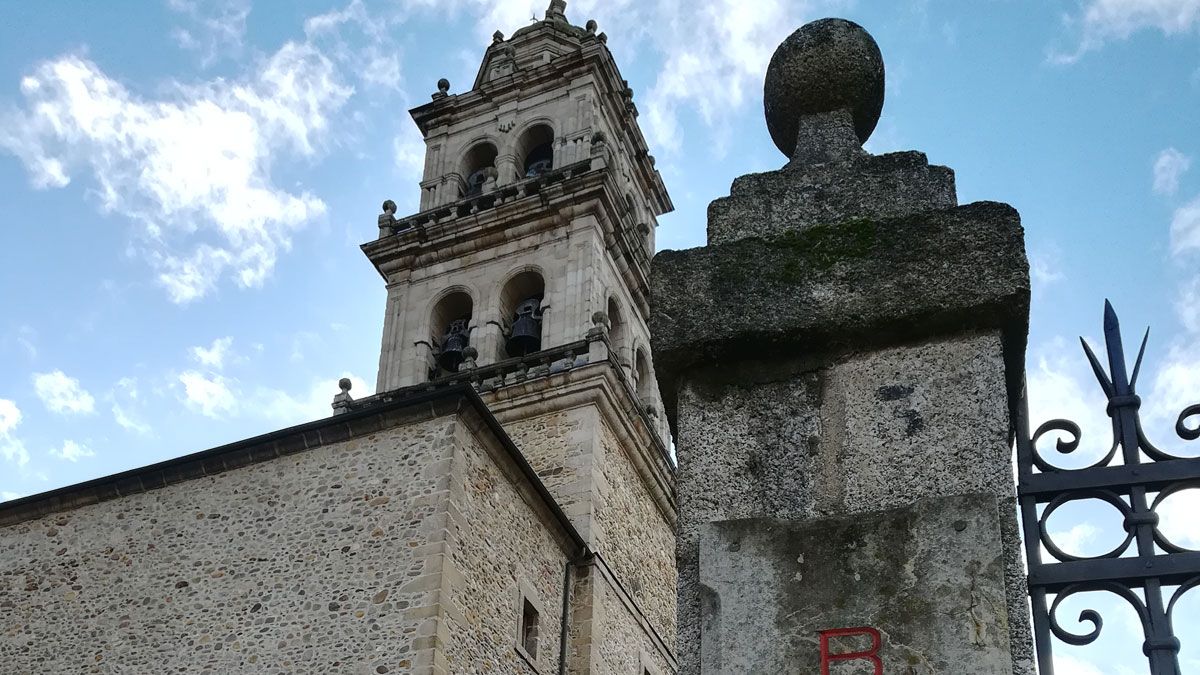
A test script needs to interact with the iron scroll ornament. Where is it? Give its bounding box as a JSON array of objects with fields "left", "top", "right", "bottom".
[{"left": 1016, "top": 301, "right": 1200, "bottom": 675}]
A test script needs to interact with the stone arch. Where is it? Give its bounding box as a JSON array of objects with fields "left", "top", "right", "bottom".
[
  {"left": 428, "top": 287, "right": 475, "bottom": 376},
  {"left": 459, "top": 139, "right": 499, "bottom": 197},
  {"left": 633, "top": 344, "right": 653, "bottom": 399},
  {"left": 514, "top": 122, "right": 555, "bottom": 178},
  {"left": 498, "top": 267, "right": 547, "bottom": 359},
  {"left": 607, "top": 294, "right": 629, "bottom": 367}
]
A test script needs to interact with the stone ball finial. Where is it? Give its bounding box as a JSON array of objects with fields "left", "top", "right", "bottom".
[
  {"left": 381, "top": 199, "right": 396, "bottom": 214},
  {"left": 437, "top": 78, "right": 450, "bottom": 94},
  {"left": 763, "top": 18, "right": 884, "bottom": 157},
  {"left": 338, "top": 377, "right": 352, "bottom": 392},
  {"left": 585, "top": 19, "right": 597, "bottom": 34}
]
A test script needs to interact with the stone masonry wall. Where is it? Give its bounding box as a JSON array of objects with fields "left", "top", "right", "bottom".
[
  {"left": 675, "top": 331, "right": 1032, "bottom": 673},
  {"left": 505, "top": 408, "right": 592, "bottom": 534},
  {"left": 441, "top": 420, "right": 571, "bottom": 675},
  {"left": 594, "top": 574, "right": 673, "bottom": 675},
  {"left": 0, "top": 417, "right": 457, "bottom": 675},
  {"left": 593, "top": 418, "right": 677, "bottom": 654}
]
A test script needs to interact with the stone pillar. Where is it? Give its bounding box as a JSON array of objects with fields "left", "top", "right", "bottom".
[{"left": 650, "top": 19, "right": 1033, "bottom": 675}]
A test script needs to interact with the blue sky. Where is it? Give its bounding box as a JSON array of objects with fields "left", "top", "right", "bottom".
[{"left": 0, "top": 1, "right": 1198, "bottom": 672}]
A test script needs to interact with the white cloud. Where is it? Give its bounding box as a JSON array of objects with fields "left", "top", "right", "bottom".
[
  {"left": 1171, "top": 194, "right": 1200, "bottom": 257},
  {"left": 1053, "top": 653, "right": 1106, "bottom": 675},
  {"left": 110, "top": 377, "right": 152, "bottom": 436},
  {"left": 168, "top": 0, "right": 251, "bottom": 65},
  {"left": 1143, "top": 340, "right": 1200, "bottom": 435},
  {"left": 431, "top": 0, "right": 843, "bottom": 156},
  {"left": 1178, "top": 275, "right": 1200, "bottom": 334},
  {"left": 0, "top": 399, "right": 20, "bottom": 436},
  {"left": 190, "top": 336, "right": 234, "bottom": 369},
  {"left": 1047, "top": 522, "right": 1100, "bottom": 557},
  {"left": 393, "top": 124, "right": 427, "bottom": 192},
  {"left": 48, "top": 439, "right": 95, "bottom": 462},
  {"left": 0, "top": 39, "right": 351, "bottom": 303},
  {"left": 0, "top": 399, "right": 30, "bottom": 468},
  {"left": 304, "top": 0, "right": 403, "bottom": 90},
  {"left": 1030, "top": 251, "right": 1066, "bottom": 290},
  {"left": 253, "top": 373, "right": 371, "bottom": 426},
  {"left": 32, "top": 370, "right": 96, "bottom": 415},
  {"left": 1158, "top": 486, "right": 1200, "bottom": 548},
  {"left": 1053, "top": 0, "right": 1200, "bottom": 63},
  {"left": 1154, "top": 147, "right": 1192, "bottom": 196},
  {"left": 1025, "top": 338, "right": 1114, "bottom": 468},
  {"left": 179, "top": 370, "right": 238, "bottom": 418}
]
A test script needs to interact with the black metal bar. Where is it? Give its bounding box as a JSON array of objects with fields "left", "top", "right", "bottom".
[
  {"left": 1028, "top": 552, "right": 1200, "bottom": 590},
  {"left": 1018, "top": 461, "right": 1200, "bottom": 498}
]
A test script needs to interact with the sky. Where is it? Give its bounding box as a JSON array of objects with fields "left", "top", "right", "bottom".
[{"left": 0, "top": 0, "right": 1198, "bottom": 672}]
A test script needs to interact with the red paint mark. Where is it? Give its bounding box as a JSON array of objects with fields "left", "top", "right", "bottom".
[{"left": 819, "top": 626, "right": 883, "bottom": 675}]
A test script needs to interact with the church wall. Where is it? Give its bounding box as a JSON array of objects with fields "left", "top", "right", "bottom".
[
  {"left": 592, "top": 416, "right": 677, "bottom": 653},
  {"left": 504, "top": 406, "right": 598, "bottom": 542},
  {"left": 593, "top": 574, "right": 674, "bottom": 675},
  {"left": 441, "top": 417, "right": 572, "bottom": 675},
  {"left": 0, "top": 416, "right": 460, "bottom": 675}
]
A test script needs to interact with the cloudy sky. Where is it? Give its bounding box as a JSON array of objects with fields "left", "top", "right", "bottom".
[{"left": 1, "top": 0, "right": 1198, "bottom": 671}]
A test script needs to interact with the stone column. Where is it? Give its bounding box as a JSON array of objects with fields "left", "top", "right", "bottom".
[{"left": 651, "top": 19, "right": 1033, "bottom": 675}]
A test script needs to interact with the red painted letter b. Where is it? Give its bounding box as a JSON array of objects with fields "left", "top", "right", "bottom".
[{"left": 818, "top": 626, "right": 882, "bottom": 675}]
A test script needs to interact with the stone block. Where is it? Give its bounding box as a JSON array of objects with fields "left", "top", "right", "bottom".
[
  {"left": 699, "top": 494, "right": 1013, "bottom": 674},
  {"left": 652, "top": 201, "right": 1029, "bottom": 427},
  {"left": 707, "top": 151, "right": 956, "bottom": 245}
]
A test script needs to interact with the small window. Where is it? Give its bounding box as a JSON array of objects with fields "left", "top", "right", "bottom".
[{"left": 520, "top": 598, "right": 540, "bottom": 659}]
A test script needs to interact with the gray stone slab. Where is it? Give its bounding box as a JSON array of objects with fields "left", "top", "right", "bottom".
[
  {"left": 699, "top": 494, "right": 1013, "bottom": 674},
  {"left": 707, "top": 151, "right": 956, "bottom": 245},
  {"left": 651, "top": 201, "right": 1029, "bottom": 431}
]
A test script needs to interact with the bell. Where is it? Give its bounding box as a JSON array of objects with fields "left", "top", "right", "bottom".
[
  {"left": 438, "top": 318, "right": 470, "bottom": 371},
  {"left": 505, "top": 297, "right": 543, "bottom": 356}
]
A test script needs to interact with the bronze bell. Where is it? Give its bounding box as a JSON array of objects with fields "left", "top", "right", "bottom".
[
  {"left": 505, "top": 297, "right": 543, "bottom": 356},
  {"left": 438, "top": 318, "right": 471, "bottom": 371}
]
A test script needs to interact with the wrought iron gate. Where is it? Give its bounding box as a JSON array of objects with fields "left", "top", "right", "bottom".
[{"left": 1016, "top": 301, "right": 1200, "bottom": 674}]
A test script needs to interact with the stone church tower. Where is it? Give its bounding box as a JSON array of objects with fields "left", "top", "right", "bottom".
[{"left": 0, "top": 4, "right": 678, "bottom": 674}]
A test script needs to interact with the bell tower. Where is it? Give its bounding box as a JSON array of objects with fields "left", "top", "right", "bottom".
[
  {"left": 365, "top": 2, "right": 671, "bottom": 401},
  {"left": 361, "top": 3, "right": 680, "bottom": 673}
]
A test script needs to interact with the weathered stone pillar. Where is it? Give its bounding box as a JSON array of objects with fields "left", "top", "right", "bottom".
[{"left": 651, "top": 19, "right": 1034, "bottom": 674}]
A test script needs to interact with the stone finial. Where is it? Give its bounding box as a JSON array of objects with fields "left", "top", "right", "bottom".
[
  {"left": 378, "top": 199, "right": 397, "bottom": 236},
  {"left": 763, "top": 18, "right": 884, "bottom": 163},
  {"left": 597, "top": 31, "right": 607, "bottom": 44},
  {"left": 545, "top": 0, "right": 567, "bottom": 22},
  {"left": 585, "top": 19, "right": 597, "bottom": 35},
  {"left": 331, "top": 378, "right": 353, "bottom": 415},
  {"left": 493, "top": 30, "right": 504, "bottom": 43},
  {"left": 591, "top": 311, "right": 610, "bottom": 333},
  {"left": 461, "top": 346, "right": 479, "bottom": 370},
  {"left": 432, "top": 78, "right": 450, "bottom": 100}
]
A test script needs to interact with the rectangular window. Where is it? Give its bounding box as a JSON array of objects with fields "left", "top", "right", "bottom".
[{"left": 520, "top": 598, "right": 539, "bottom": 659}]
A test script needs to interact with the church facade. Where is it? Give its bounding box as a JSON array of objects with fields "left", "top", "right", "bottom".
[{"left": 0, "top": 4, "right": 678, "bottom": 674}]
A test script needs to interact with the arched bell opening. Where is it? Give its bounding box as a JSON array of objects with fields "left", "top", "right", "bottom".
[
  {"left": 634, "top": 347, "right": 653, "bottom": 400},
  {"left": 607, "top": 296, "right": 628, "bottom": 368},
  {"left": 500, "top": 271, "right": 546, "bottom": 359},
  {"left": 517, "top": 124, "right": 555, "bottom": 178},
  {"left": 430, "top": 291, "right": 474, "bottom": 376},
  {"left": 460, "top": 142, "right": 498, "bottom": 197}
]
